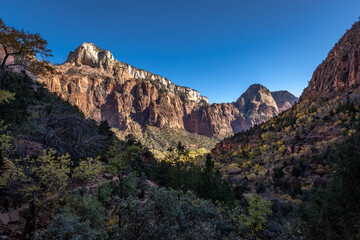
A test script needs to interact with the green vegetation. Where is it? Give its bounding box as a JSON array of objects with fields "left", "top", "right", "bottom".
[
  {"left": 151, "top": 144, "right": 235, "bottom": 203},
  {"left": 219, "top": 194, "right": 272, "bottom": 239},
  {"left": 0, "top": 131, "right": 104, "bottom": 238},
  {"left": 213, "top": 92, "right": 360, "bottom": 237},
  {"left": 38, "top": 213, "right": 102, "bottom": 240},
  {"left": 3, "top": 69, "right": 358, "bottom": 239},
  {"left": 114, "top": 125, "right": 223, "bottom": 158},
  {"left": 298, "top": 133, "right": 360, "bottom": 239},
  {"left": 0, "top": 71, "right": 113, "bottom": 160},
  {"left": 113, "top": 188, "right": 230, "bottom": 240},
  {"left": 0, "top": 69, "right": 273, "bottom": 238}
]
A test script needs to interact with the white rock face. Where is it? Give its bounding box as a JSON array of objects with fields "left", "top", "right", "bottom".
[
  {"left": 65, "top": 42, "right": 209, "bottom": 105},
  {"left": 66, "top": 42, "right": 114, "bottom": 68},
  {"left": 125, "top": 64, "right": 209, "bottom": 104}
]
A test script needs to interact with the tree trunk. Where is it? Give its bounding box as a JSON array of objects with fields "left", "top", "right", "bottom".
[
  {"left": 22, "top": 201, "right": 36, "bottom": 240},
  {"left": 1, "top": 54, "right": 9, "bottom": 71},
  {"left": 118, "top": 206, "right": 122, "bottom": 229}
]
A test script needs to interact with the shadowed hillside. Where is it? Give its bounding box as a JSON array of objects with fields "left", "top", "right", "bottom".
[{"left": 212, "top": 20, "right": 360, "bottom": 239}]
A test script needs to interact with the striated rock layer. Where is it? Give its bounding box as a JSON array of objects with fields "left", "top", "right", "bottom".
[{"left": 38, "top": 43, "right": 296, "bottom": 136}]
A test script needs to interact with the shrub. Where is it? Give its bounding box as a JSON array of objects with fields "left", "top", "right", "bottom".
[
  {"left": 37, "top": 213, "right": 101, "bottom": 240},
  {"left": 113, "top": 188, "right": 231, "bottom": 240},
  {"left": 73, "top": 157, "right": 103, "bottom": 183}
]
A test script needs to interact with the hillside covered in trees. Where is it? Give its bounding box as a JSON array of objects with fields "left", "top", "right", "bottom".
[{"left": 0, "top": 71, "right": 272, "bottom": 239}]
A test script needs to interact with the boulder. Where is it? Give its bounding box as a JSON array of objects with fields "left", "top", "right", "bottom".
[
  {"left": 8, "top": 211, "right": 20, "bottom": 223},
  {"left": 0, "top": 214, "right": 10, "bottom": 225}
]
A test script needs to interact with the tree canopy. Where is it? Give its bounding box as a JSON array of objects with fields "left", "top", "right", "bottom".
[{"left": 0, "top": 18, "right": 54, "bottom": 78}]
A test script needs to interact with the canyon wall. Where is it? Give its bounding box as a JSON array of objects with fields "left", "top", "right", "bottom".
[{"left": 38, "top": 42, "right": 297, "bottom": 136}]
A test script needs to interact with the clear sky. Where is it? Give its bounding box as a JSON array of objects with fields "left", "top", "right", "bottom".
[{"left": 2, "top": 0, "right": 360, "bottom": 103}]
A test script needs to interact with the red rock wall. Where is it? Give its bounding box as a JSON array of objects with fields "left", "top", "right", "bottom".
[{"left": 301, "top": 21, "right": 360, "bottom": 101}]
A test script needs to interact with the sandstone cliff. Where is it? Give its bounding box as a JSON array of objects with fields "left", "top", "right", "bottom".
[
  {"left": 39, "top": 43, "right": 208, "bottom": 132},
  {"left": 301, "top": 21, "right": 360, "bottom": 101},
  {"left": 38, "top": 43, "right": 296, "bottom": 137}
]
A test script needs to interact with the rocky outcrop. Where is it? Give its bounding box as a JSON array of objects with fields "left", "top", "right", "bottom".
[
  {"left": 184, "top": 103, "right": 244, "bottom": 136},
  {"left": 38, "top": 43, "right": 296, "bottom": 136},
  {"left": 236, "top": 84, "right": 279, "bottom": 126},
  {"left": 271, "top": 90, "right": 298, "bottom": 112},
  {"left": 66, "top": 42, "right": 115, "bottom": 68},
  {"left": 301, "top": 21, "right": 360, "bottom": 101}
]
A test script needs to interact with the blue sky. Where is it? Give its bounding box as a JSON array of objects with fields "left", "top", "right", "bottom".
[{"left": 2, "top": 0, "right": 360, "bottom": 103}]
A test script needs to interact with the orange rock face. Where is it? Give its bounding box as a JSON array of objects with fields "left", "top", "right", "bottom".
[
  {"left": 38, "top": 43, "right": 295, "bottom": 136},
  {"left": 184, "top": 103, "right": 244, "bottom": 136},
  {"left": 38, "top": 43, "right": 208, "bottom": 134},
  {"left": 301, "top": 21, "right": 360, "bottom": 101}
]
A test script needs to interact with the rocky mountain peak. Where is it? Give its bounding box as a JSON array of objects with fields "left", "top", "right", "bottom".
[
  {"left": 271, "top": 90, "right": 298, "bottom": 112},
  {"left": 236, "top": 84, "right": 277, "bottom": 111},
  {"left": 65, "top": 42, "right": 115, "bottom": 68},
  {"left": 62, "top": 43, "right": 209, "bottom": 105},
  {"left": 235, "top": 84, "right": 279, "bottom": 126},
  {"left": 237, "top": 84, "right": 272, "bottom": 102}
]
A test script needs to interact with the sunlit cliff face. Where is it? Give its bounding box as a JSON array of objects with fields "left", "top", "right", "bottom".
[{"left": 37, "top": 42, "right": 296, "bottom": 136}]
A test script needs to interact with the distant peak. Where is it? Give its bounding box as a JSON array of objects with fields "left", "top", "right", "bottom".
[
  {"left": 271, "top": 90, "right": 298, "bottom": 101},
  {"left": 271, "top": 90, "right": 298, "bottom": 112},
  {"left": 244, "top": 84, "right": 271, "bottom": 95},
  {"left": 235, "top": 84, "right": 277, "bottom": 112},
  {"left": 65, "top": 42, "right": 114, "bottom": 68}
]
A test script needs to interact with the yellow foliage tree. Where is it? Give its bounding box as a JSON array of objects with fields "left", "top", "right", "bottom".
[
  {"left": 0, "top": 90, "right": 14, "bottom": 103},
  {"left": 73, "top": 157, "right": 103, "bottom": 183}
]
